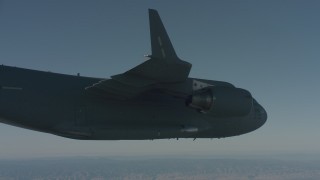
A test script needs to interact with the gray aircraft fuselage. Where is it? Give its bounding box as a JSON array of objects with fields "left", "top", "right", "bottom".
[
  {"left": 0, "top": 9, "right": 267, "bottom": 140},
  {"left": 0, "top": 66, "right": 266, "bottom": 140}
]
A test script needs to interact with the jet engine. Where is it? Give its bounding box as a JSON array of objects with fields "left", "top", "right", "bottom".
[{"left": 186, "top": 86, "right": 253, "bottom": 117}]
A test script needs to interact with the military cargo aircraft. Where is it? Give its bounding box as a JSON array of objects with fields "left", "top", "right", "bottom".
[{"left": 0, "top": 9, "right": 266, "bottom": 140}]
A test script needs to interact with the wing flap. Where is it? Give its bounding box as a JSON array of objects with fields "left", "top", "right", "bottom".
[
  {"left": 86, "top": 79, "right": 149, "bottom": 99},
  {"left": 124, "top": 58, "right": 191, "bottom": 83},
  {"left": 111, "top": 73, "right": 156, "bottom": 87}
]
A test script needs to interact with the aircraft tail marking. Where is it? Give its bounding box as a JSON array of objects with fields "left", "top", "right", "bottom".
[{"left": 149, "top": 9, "right": 178, "bottom": 61}]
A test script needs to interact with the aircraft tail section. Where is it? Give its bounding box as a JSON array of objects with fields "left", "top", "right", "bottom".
[
  {"left": 87, "top": 9, "right": 192, "bottom": 99},
  {"left": 149, "top": 9, "right": 178, "bottom": 61},
  {"left": 120, "top": 9, "right": 191, "bottom": 83}
]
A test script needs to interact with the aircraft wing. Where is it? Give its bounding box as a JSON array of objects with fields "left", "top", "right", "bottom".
[{"left": 86, "top": 9, "right": 191, "bottom": 99}]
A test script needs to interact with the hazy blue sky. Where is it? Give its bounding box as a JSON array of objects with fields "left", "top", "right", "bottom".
[{"left": 0, "top": 0, "right": 319, "bottom": 159}]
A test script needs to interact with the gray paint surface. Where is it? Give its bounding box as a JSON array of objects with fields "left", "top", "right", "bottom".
[
  {"left": 0, "top": 9, "right": 266, "bottom": 140},
  {"left": 2, "top": 1, "right": 318, "bottom": 158}
]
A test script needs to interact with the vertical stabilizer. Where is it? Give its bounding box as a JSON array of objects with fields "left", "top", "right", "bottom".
[
  {"left": 109, "top": 9, "right": 191, "bottom": 84},
  {"left": 149, "top": 9, "right": 178, "bottom": 61}
]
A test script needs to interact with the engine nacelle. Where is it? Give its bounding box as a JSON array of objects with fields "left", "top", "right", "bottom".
[{"left": 186, "top": 86, "right": 253, "bottom": 117}]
